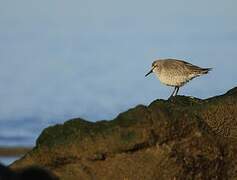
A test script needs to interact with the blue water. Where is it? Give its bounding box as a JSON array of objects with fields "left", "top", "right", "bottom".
[
  {"left": 0, "top": 118, "right": 45, "bottom": 147},
  {"left": 0, "top": 156, "right": 20, "bottom": 166}
]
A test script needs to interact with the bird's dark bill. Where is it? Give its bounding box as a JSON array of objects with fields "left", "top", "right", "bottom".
[{"left": 145, "top": 69, "right": 153, "bottom": 77}]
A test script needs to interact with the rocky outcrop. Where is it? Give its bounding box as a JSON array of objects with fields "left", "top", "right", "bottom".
[{"left": 11, "top": 87, "right": 237, "bottom": 179}]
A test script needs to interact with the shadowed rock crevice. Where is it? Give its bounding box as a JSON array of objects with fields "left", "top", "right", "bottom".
[{"left": 11, "top": 87, "right": 237, "bottom": 180}]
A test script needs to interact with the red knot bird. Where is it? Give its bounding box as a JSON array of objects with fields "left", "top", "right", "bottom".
[{"left": 145, "top": 59, "right": 212, "bottom": 98}]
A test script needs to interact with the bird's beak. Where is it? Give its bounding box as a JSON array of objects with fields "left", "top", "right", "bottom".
[{"left": 145, "top": 69, "right": 153, "bottom": 77}]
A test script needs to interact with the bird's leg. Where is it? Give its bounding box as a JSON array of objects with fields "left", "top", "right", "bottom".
[
  {"left": 174, "top": 87, "right": 180, "bottom": 96},
  {"left": 169, "top": 87, "right": 177, "bottom": 99}
]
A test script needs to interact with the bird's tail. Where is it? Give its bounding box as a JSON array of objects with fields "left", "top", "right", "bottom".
[{"left": 201, "top": 68, "right": 212, "bottom": 74}]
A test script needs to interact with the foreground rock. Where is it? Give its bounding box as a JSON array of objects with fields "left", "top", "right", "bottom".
[
  {"left": 0, "top": 163, "right": 58, "bottom": 180},
  {"left": 11, "top": 88, "right": 237, "bottom": 179}
]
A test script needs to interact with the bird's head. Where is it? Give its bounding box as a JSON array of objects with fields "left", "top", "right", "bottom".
[{"left": 145, "top": 61, "right": 158, "bottom": 77}]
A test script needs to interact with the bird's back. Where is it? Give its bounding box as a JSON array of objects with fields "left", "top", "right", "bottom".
[{"left": 154, "top": 59, "right": 211, "bottom": 87}]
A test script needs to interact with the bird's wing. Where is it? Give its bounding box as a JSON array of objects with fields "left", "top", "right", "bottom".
[
  {"left": 162, "top": 59, "right": 191, "bottom": 76},
  {"left": 170, "top": 59, "right": 210, "bottom": 75}
]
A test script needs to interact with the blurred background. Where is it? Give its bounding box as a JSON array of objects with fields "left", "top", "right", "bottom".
[{"left": 0, "top": 0, "right": 236, "bottom": 164}]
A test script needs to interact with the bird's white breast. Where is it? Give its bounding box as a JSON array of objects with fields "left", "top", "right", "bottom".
[{"left": 154, "top": 68, "right": 196, "bottom": 87}]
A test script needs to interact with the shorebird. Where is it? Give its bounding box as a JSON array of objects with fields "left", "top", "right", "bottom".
[{"left": 145, "top": 59, "right": 212, "bottom": 98}]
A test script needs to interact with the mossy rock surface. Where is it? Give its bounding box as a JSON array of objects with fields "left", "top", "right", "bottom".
[{"left": 11, "top": 87, "right": 237, "bottom": 180}]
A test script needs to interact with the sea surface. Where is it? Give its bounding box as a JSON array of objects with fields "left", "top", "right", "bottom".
[
  {"left": 0, "top": 118, "right": 45, "bottom": 147},
  {"left": 0, "top": 156, "right": 20, "bottom": 166}
]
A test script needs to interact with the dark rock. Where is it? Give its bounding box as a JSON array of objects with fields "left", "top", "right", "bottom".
[
  {"left": 11, "top": 87, "right": 237, "bottom": 180},
  {"left": 0, "top": 163, "right": 58, "bottom": 180}
]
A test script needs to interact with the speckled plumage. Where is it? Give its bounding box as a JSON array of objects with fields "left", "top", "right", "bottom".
[{"left": 145, "top": 59, "right": 212, "bottom": 98}]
